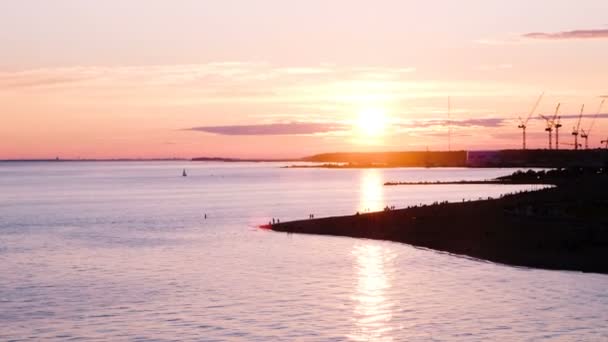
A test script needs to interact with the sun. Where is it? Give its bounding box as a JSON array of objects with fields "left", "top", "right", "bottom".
[{"left": 356, "top": 107, "right": 387, "bottom": 137}]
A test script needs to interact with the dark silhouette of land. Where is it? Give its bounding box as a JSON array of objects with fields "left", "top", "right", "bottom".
[
  {"left": 269, "top": 169, "right": 608, "bottom": 274},
  {"left": 0, "top": 158, "right": 188, "bottom": 162},
  {"left": 192, "top": 157, "right": 297, "bottom": 162},
  {"left": 300, "top": 151, "right": 467, "bottom": 167},
  {"left": 10, "top": 149, "right": 605, "bottom": 166}
]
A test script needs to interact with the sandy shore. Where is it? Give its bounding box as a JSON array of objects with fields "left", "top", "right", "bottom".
[{"left": 270, "top": 172, "right": 608, "bottom": 274}]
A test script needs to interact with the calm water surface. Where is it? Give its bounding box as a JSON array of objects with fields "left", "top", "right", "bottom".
[{"left": 1, "top": 162, "right": 607, "bottom": 341}]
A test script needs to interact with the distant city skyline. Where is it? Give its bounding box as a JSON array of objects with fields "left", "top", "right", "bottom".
[{"left": 1, "top": 0, "right": 608, "bottom": 158}]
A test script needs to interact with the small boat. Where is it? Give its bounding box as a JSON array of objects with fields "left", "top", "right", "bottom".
[{"left": 182, "top": 169, "right": 187, "bottom": 177}]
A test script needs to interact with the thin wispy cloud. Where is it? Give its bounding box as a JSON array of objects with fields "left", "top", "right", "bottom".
[
  {"left": 385, "top": 113, "right": 600, "bottom": 131},
  {"left": 405, "top": 118, "right": 508, "bottom": 129},
  {"left": 538, "top": 113, "right": 608, "bottom": 121},
  {"left": 3, "top": 63, "right": 526, "bottom": 113},
  {"left": 522, "top": 29, "right": 608, "bottom": 40},
  {"left": 188, "top": 122, "right": 349, "bottom": 136},
  {"left": 0, "top": 63, "right": 417, "bottom": 90},
  {"left": 189, "top": 117, "right": 513, "bottom": 137},
  {"left": 474, "top": 64, "right": 513, "bottom": 71},
  {"left": 188, "top": 113, "right": 608, "bottom": 137},
  {"left": 473, "top": 37, "right": 523, "bottom": 46}
]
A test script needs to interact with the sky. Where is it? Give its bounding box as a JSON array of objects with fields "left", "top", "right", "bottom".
[{"left": 1, "top": 0, "right": 607, "bottom": 159}]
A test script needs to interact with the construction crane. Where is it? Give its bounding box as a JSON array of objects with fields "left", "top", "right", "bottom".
[
  {"left": 540, "top": 103, "right": 561, "bottom": 150},
  {"left": 571, "top": 104, "right": 584, "bottom": 150},
  {"left": 518, "top": 92, "right": 544, "bottom": 150},
  {"left": 540, "top": 113, "right": 553, "bottom": 149},
  {"left": 580, "top": 99, "right": 605, "bottom": 149},
  {"left": 555, "top": 115, "right": 562, "bottom": 150}
]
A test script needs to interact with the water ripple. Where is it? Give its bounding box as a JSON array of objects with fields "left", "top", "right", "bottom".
[{"left": 1, "top": 162, "right": 608, "bottom": 341}]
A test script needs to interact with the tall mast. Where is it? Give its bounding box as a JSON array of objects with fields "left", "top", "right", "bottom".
[{"left": 448, "top": 96, "right": 451, "bottom": 152}]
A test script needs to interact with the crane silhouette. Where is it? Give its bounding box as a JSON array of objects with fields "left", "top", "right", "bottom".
[
  {"left": 517, "top": 92, "right": 544, "bottom": 150},
  {"left": 571, "top": 104, "right": 584, "bottom": 150},
  {"left": 539, "top": 103, "right": 561, "bottom": 150},
  {"left": 580, "top": 99, "right": 605, "bottom": 149}
]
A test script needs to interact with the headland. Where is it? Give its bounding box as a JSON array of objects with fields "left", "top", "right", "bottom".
[{"left": 269, "top": 168, "right": 608, "bottom": 274}]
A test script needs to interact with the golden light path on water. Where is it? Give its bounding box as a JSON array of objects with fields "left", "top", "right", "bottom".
[
  {"left": 350, "top": 169, "right": 396, "bottom": 341},
  {"left": 358, "top": 169, "right": 384, "bottom": 213},
  {"left": 349, "top": 244, "right": 397, "bottom": 342}
]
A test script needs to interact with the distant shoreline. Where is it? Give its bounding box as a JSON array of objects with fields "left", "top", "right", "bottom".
[
  {"left": 0, "top": 157, "right": 299, "bottom": 163},
  {"left": 283, "top": 163, "right": 396, "bottom": 169},
  {"left": 192, "top": 157, "right": 299, "bottom": 162},
  {"left": 4, "top": 149, "right": 607, "bottom": 168},
  {"left": 0, "top": 159, "right": 189, "bottom": 162},
  {"left": 0, "top": 158, "right": 295, "bottom": 163}
]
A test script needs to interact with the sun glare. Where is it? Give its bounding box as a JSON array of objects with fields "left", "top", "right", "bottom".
[{"left": 356, "top": 108, "right": 387, "bottom": 137}]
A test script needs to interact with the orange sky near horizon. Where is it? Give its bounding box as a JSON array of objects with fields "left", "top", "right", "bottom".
[{"left": 1, "top": 1, "right": 607, "bottom": 159}]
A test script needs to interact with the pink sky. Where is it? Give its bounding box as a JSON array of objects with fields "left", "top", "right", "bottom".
[{"left": 1, "top": 0, "right": 607, "bottom": 159}]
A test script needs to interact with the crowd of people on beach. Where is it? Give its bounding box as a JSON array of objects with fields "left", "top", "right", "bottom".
[
  {"left": 238, "top": 187, "right": 543, "bottom": 228},
  {"left": 254, "top": 186, "right": 545, "bottom": 229}
]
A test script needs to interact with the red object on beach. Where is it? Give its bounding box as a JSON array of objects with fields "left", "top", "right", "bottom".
[{"left": 258, "top": 224, "right": 272, "bottom": 230}]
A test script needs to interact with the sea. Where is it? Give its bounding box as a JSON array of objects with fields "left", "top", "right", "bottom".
[{"left": 1, "top": 161, "right": 607, "bottom": 341}]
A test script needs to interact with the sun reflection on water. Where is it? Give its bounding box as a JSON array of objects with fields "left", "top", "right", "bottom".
[
  {"left": 359, "top": 169, "right": 384, "bottom": 213},
  {"left": 349, "top": 244, "right": 396, "bottom": 342}
]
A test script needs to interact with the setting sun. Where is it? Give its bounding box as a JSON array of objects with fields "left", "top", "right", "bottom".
[
  {"left": 3, "top": 1, "right": 608, "bottom": 341},
  {"left": 356, "top": 108, "right": 388, "bottom": 137}
]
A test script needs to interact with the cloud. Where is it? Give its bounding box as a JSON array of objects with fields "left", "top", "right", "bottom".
[
  {"left": 474, "top": 64, "right": 513, "bottom": 71},
  {"left": 522, "top": 29, "right": 608, "bottom": 40},
  {"left": 404, "top": 117, "right": 508, "bottom": 128},
  {"left": 454, "top": 118, "right": 507, "bottom": 127},
  {"left": 0, "top": 63, "right": 417, "bottom": 90},
  {"left": 473, "top": 38, "right": 523, "bottom": 45},
  {"left": 0, "top": 71, "right": 94, "bottom": 88},
  {"left": 541, "top": 113, "right": 608, "bottom": 120},
  {"left": 189, "top": 115, "right": 551, "bottom": 138},
  {"left": 189, "top": 117, "right": 511, "bottom": 137},
  {"left": 402, "top": 113, "right": 608, "bottom": 130},
  {"left": 477, "top": 29, "right": 608, "bottom": 45},
  {"left": 276, "top": 67, "right": 332, "bottom": 75},
  {"left": 188, "top": 122, "right": 348, "bottom": 136}
]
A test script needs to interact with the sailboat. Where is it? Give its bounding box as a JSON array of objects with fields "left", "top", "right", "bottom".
[{"left": 182, "top": 168, "right": 187, "bottom": 177}]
